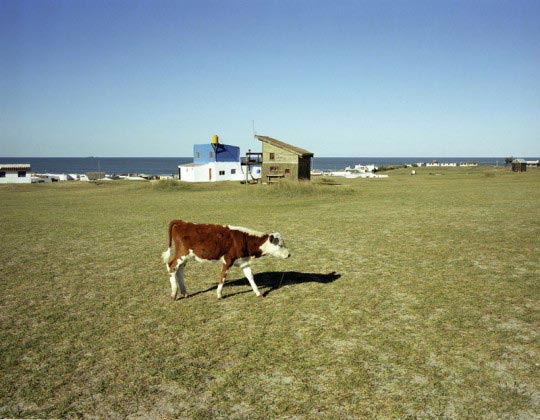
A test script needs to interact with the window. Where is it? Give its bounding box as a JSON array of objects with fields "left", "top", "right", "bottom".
[
  {"left": 0, "top": 172, "right": 5, "bottom": 178},
  {"left": 284, "top": 168, "right": 291, "bottom": 176},
  {"left": 231, "top": 169, "right": 236, "bottom": 174},
  {"left": 18, "top": 171, "right": 26, "bottom": 178},
  {"left": 269, "top": 166, "right": 279, "bottom": 173},
  {"left": 210, "top": 152, "right": 214, "bottom": 158},
  {"left": 219, "top": 170, "right": 225, "bottom": 176},
  {"left": 196, "top": 152, "right": 200, "bottom": 159},
  {"left": 269, "top": 153, "right": 275, "bottom": 160}
]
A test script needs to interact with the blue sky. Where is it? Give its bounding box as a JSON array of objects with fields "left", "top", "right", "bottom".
[{"left": 1, "top": 0, "right": 539, "bottom": 157}]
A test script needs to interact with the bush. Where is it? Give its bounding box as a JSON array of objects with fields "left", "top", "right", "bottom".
[
  {"left": 375, "top": 165, "right": 402, "bottom": 172},
  {"left": 255, "top": 179, "right": 353, "bottom": 197},
  {"left": 151, "top": 179, "right": 193, "bottom": 191},
  {"left": 315, "top": 177, "right": 339, "bottom": 185}
]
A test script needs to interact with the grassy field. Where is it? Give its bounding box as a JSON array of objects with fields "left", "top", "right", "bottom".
[{"left": 1, "top": 166, "right": 539, "bottom": 418}]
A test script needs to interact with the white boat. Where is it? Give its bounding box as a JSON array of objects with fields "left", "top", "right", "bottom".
[
  {"left": 323, "top": 163, "right": 387, "bottom": 179},
  {"left": 345, "top": 164, "right": 378, "bottom": 173}
]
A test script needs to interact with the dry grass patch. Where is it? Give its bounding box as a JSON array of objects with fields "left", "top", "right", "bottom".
[{"left": 1, "top": 167, "right": 539, "bottom": 418}]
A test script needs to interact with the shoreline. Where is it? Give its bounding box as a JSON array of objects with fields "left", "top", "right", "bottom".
[{"left": 1, "top": 157, "right": 535, "bottom": 176}]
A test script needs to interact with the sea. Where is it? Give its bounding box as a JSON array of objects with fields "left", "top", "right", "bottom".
[{"left": 0, "top": 157, "right": 533, "bottom": 176}]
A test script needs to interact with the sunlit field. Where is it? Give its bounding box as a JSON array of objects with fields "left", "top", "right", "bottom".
[{"left": 1, "top": 166, "right": 539, "bottom": 418}]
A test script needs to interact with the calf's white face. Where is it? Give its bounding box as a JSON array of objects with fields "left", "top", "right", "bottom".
[{"left": 261, "top": 232, "right": 291, "bottom": 259}]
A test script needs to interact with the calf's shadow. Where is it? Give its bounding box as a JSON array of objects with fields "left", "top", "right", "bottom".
[{"left": 189, "top": 271, "right": 341, "bottom": 299}]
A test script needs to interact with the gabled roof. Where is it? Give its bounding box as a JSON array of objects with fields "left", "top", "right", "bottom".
[
  {"left": 254, "top": 135, "right": 314, "bottom": 158},
  {"left": 0, "top": 164, "right": 31, "bottom": 171}
]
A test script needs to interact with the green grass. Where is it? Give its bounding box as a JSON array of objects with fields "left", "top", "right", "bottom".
[{"left": 1, "top": 167, "right": 539, "bottom": 418}]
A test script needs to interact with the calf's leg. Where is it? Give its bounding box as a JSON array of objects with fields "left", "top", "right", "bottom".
[
  {"left": 242, "top": 266, "right": 262, "bottom": 297},
  {"left": 217, "top": 262, "right": 231, "bottom": 299},
  {"left": 168, "top": 258, "right": 187, "bottom": 300},
  {"left": 176, "top": 264, "right": 188, "bottom": 298},
  {"left": 169, "top": 270, "right": 179, "bottom": 300}
]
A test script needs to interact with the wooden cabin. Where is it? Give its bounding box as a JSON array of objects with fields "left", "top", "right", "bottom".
[{"left": 254, "top": 135, "right": 314, "bottom": 183}]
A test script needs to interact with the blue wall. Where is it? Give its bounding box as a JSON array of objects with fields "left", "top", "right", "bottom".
[{"left": 193, "top": 143, "right": 240, "bottom": 163}]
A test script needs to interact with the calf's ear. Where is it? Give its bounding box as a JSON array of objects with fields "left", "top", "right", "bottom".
[{"left": 270, "top": 235, "right": 280, "bottom": 245}]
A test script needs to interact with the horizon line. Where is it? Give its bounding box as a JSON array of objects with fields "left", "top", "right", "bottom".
[{"left": 1, "top": 155, "right": 537, "bottom": 159}]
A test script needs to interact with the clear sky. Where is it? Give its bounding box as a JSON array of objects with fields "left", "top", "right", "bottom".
[{"left": 1, "top": 0, "right": 539, "bottom": 157}]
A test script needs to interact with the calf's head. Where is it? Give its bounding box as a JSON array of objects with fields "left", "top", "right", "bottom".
[{"left": 261, "top": 232, "right": 291, "bottom": 259}]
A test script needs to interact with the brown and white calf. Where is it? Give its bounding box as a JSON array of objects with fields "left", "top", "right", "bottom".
[{"left": 162, "top": 220, "right": 291, "bottom": 299}]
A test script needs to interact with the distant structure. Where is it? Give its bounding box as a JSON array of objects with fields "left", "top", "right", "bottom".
[
  {"left": 178, "top": 135, "right": 260, "bottom": 182},
  {"left": 0, "top": 164, "right": 31, "bottom": 184},
  {"left": 86, "top": 172, "right": 106, "bottom": 181},
  {"left": 254, "top": 135, "right": 314, "bottom": 183},
  {"left": 512, "top": 159, "right": 527, "bottom": 172}
]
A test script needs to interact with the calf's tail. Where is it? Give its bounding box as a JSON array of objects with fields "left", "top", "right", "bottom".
[
  {"left": 161, "top": 248, "right": 171, "bottom": 264},
  {"left": 162, "top": 220, "right": 175, "bottom": 263}
]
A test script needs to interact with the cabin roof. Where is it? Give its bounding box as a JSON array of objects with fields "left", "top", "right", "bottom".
[
  {"left": 0, "top": 164, "right": 31, "bottom": 171},
  {"left": 254, "top": 135, "right": 314, "bottom": 158}
]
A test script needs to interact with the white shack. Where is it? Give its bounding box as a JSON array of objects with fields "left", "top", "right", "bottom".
[
  {"left": 179, "top": 135, "right": 260, "bottom": 183},
  {"left": 0, "top": 164, "right": 32, "bottom": 184}
]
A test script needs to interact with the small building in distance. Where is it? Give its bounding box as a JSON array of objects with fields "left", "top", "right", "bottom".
[
  {"left": 0, "top": 164, "right": 32, "bottom": 184},
  {"left": 512, "top": 159, "right": 527, "bottom": 172},
  {"left": 86, "top": 171, "right": 106, "bottom": 181},
  {"left": 179, "top": 135, "right": 260, "bottom": 182},
  {"left": 254, "top": 135, "right": 314, "bottom": 183}
]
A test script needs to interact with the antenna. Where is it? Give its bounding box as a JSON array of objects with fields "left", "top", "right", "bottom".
[{"left": 252, "top": 120, "right": 256, "bottom": 136}]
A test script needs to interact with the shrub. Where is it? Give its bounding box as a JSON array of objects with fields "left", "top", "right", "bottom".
[
  {"left": 315, "top": 177, "right": 339, "bottom": 185},
  {"left": 151, "top": 179, "right": 193, "bottom": 191},
  {"left": 255, "top": 179, "right": 353, "bottom": 197},
  {"left": 375, "top": 165, "right": 402, "bottom": 172}
]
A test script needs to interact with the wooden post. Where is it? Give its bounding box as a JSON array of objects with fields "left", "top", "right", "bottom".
[{"left": 246, "top": 150, "right": 250, "bottom": 184}]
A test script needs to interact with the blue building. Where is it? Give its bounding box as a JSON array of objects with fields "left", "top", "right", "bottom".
[
  {"left": 179, "top": 138, "right": 260, "bottom": 182},
  {"left": 193, "top": 143, "right": 240, "bottom": 164}
]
